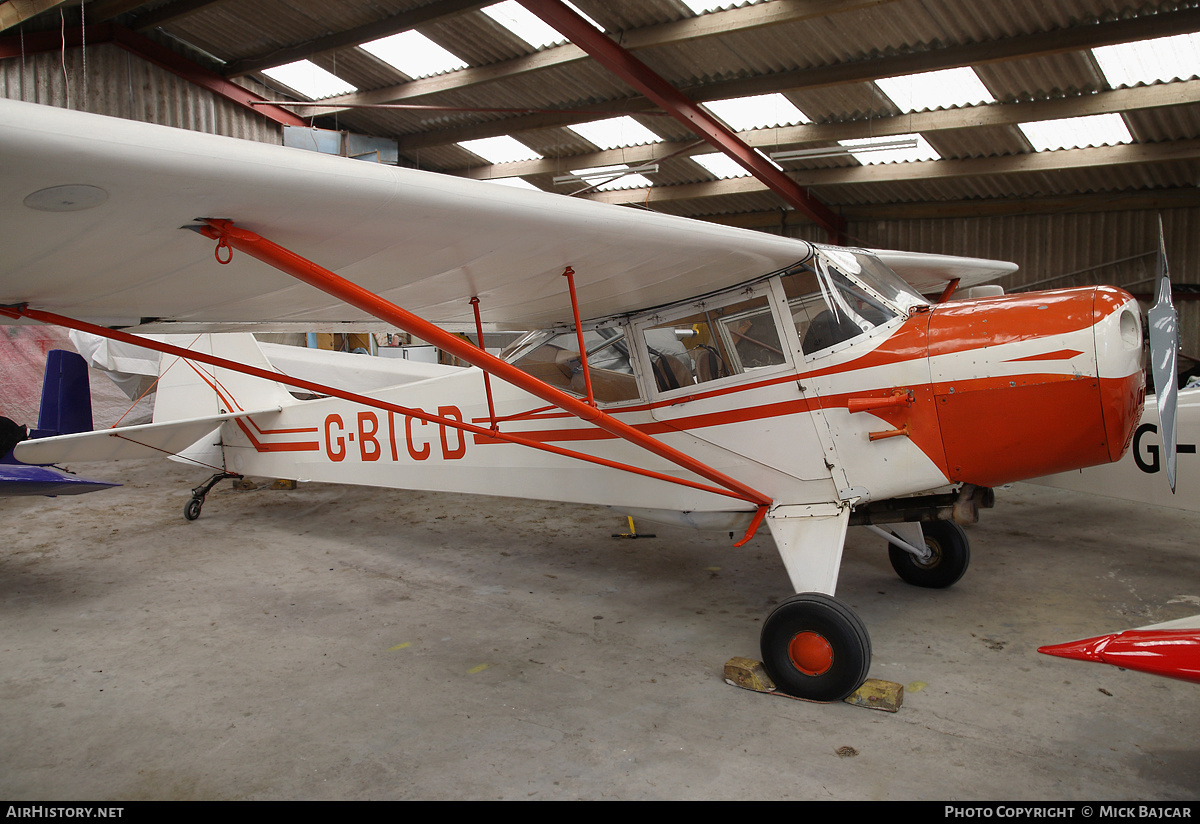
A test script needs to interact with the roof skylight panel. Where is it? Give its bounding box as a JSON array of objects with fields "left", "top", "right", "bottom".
[
  {"left": 702, "top": 93, "right": 810, "bottom": 130},
  {"left": 360, "top": 31, "right": 468, "bottom": 78},
  {"left": 681, "top": 1, "right": 767, "bottom": 13},
  {"left": 838, "top": 134, "right": 940, "bottom": 164},
  {"left": 261, "top": 60, "right": 357, "bottom": 99},
  {"left": 1093, "top": 32, "right": 1200, "bottom": 86},
  {"left": 692, "top": 153, "right": 750, "bottom": 179},
  {"left": 484, "top": 177, "right": 542, "bottom": 191},
  {"left": 566, "top": 117, "right": 663, "bottom": 149},
  {"left": 875, "top": 67, "right": 995, "bottom": 112},
  {"left": 1018, "top": 113, "right": 1133, "bottom": 151},
  {"left": 483, "top": 1, "right": 567, "bottom": 49},
  {"left": 458, "top": 136, "right": 543, "bottom": 164}
]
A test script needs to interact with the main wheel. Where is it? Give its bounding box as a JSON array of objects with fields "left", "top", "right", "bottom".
[
  {"left": 184, "top": 497, "right": 202, "bottom": 521},
  {"left": 888, "top": 520, "right": 969, "bottom": 589},
  {"left": 760, "top": 593, "right": 871, "bottom": 702}
]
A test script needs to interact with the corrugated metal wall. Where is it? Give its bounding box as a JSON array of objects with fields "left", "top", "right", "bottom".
[{"left": 0, "top": 42, "right": 282, "bottom": 143}]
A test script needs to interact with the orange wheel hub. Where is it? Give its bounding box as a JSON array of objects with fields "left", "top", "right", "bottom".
[{"left": 788, "top": 631, "right": 833, "bottom": 676}]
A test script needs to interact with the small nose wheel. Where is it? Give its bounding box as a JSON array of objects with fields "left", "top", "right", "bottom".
[
  {"left": 182, "top": 471, "right": 240, "bottom": 522},
  {"left": 888, "top": 520, "right": 970, "bottom": 589},
  {"left": 760, "top": 592, "right": 871, "bottom": 702},
  {"left": 184, "top": 497, "right": 203, "bottom": 521}
]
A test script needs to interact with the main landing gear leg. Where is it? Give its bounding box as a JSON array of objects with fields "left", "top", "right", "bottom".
[
  {"left": 184, "top": 471, "right": 241, "bottom": 521},
  {"left": 761, "top": 504, "right": 871, "bottom": 701}
]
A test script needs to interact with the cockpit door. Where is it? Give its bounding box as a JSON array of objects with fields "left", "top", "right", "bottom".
[{"left": 637, "top": 280, "right": 834, "bottom": 485}]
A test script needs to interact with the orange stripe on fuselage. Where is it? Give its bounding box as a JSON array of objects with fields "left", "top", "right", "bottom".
[
  {"left": 926, "top": 286, "right": 1125, "bottom": 358},
  {"left": 1004, "top": 349, "right": 1085, "bottom": 363}
]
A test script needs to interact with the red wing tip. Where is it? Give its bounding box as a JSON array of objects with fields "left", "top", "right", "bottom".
[{"left": 1038, "top": 635, "right": 1113, "bottom": 662}]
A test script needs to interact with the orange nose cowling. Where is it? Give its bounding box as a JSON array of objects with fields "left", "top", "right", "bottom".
[{"left": 928, "top": 287, "right": 1141, "bottom": 488}]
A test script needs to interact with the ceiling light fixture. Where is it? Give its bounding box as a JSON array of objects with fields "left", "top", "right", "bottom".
[
  {"left": 771, "top": 138, "right": 918, "bottom": 162},
  {"left": 552, "top": 164, "right": 660, "bottom": 185}
]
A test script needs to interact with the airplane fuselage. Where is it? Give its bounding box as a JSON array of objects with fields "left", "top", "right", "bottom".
[{"left": 211, "top": 282, "right": 1144, "bottom": 522}]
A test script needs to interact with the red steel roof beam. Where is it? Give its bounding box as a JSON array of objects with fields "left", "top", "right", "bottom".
[{"left": 517, "top": 0, "right": 844, "bottom": 243}]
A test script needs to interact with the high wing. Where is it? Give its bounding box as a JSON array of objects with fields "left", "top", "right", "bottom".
[
  {"left": 873, "top": 250, "right": 1016, "bottom": 295},
  {"left": 0, "top": 98, "right": 1008, "bottom": 329}
]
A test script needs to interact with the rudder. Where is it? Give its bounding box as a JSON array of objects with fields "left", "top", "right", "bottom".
[
  {"left": 32, "top": 349, "right": 93, "bottom": 438},
  {"left": 153, "top": 334, "right": 294, "bottom": 424}
]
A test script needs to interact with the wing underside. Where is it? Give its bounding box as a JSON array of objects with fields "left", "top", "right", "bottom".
[{"left": 0, "top": 99, "right": 1016, "bottom": 330}]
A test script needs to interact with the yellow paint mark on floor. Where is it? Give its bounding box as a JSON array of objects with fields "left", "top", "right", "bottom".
[
  {"left": 388, "top": 642, "right": 412, "bottom": 651},
  {"left": 906, "top": 681, "right": 928, "bottom": 692},
  {"left": 468, "top": 664, "right": 490, "bottom": 674}
]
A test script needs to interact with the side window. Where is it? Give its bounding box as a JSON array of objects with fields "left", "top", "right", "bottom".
[
  {"left": 781, "top": 265, "right": 896, "bottom": 357},
  {"left": 641, "top": 294, "right": 786, "bottom": 393},
  {"left": 502, "top": 327, "right": 641, "bottom": 405}
]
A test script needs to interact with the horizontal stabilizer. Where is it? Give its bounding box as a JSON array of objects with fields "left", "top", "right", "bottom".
[{"left": 13, "top": 408, "right": 279, "bottom": 464}]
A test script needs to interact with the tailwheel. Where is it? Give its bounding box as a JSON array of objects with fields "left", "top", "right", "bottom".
[
  {"left": 183, "top": 497, "right": 203, "bottom": 521},
  {"left": 760, "top": 593, "right": 871, "bottom": 702},
  {"left": 181, "top": 471, "right": 240, "bottom": 522},
  {"left": 888, "top": 520, "right": 969, "bottom": 589}
]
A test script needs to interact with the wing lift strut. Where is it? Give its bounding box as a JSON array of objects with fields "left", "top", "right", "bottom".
[{"left": 1, "top": 218, "right": 772, "bottom": 545}]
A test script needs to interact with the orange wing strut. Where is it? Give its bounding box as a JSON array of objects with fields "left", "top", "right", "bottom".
[
  {"left": 196, "top": 219, "right": 773, "bottom": 515},
  {"left": 469, "top": 296, "right": 499, "bottom": 432},
  {"left": 937, "top": 278, "right": 961, "bottom": 304},
  {"left": 561, "top": 266, "right": 596, "bottom": 407}
]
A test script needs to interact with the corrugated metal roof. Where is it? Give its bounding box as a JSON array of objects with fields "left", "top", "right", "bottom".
[{"left": 3, "top": 0, "right": 1198, "bottom": 227}]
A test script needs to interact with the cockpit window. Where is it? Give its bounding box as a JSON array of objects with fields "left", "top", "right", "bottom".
[
  {"left": 817, "top": 246, "right": 928, "bottom": 313},
  {"left": 783, "top": 249, "right": 908, "bottom": 356},
  {"left": 641, "top": 294, "right": 786, "bottom": 393},
  {"left": 500, "top": 327, "right": 641, "bottom": 405}
]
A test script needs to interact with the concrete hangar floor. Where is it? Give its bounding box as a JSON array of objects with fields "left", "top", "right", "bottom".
[{"left": 0, "top": 458, "right": 1195, "bottom": 801}]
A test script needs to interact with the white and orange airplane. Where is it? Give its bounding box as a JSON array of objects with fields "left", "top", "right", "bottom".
[{"left": 0, "top": 98, "right": 1172, "bottom": 702}]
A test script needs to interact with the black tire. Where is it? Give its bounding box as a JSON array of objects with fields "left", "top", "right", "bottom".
[
  {"left": 184, "top": 497, "right": 202, "bottom": 521},
  {"left": 760, "top": 593, "right": 871, "bottom": 702},
  {"left": 888, "top": 520, "right": 969, "bottom": 589}
]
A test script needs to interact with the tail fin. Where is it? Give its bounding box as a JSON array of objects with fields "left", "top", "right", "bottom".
[
  {"left": 153, "top": 334, "right": 295, "bottom": 424},
  {"left": 31, "top": 349, "right": 93, "bottom": 438},
  {"left": 151, "top": 333, "right": 295, "bottom": 470}
]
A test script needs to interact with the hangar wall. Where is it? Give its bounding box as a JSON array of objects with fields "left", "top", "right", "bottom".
[{"left": 0, "top": 41, "right": 281, "bottom": 143}]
